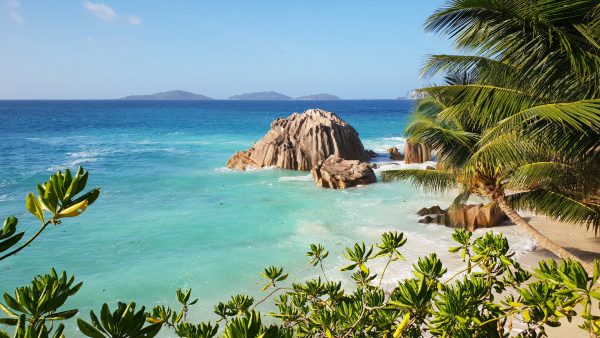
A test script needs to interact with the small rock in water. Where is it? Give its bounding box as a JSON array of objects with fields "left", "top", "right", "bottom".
[
  {"left": 311, "top": 156, "right": 376, "bottom": 189},
  {"left": 387, "top": 146, "right": 404, "bottom": 160}
]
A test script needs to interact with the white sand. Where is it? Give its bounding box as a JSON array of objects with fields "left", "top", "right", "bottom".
[{"left": 513, "top": 215, "right": 599, "bottom": 337}]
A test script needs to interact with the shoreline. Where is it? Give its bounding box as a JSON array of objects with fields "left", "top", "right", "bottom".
[{"left": 510, "top": 215, "right": 600, "bottom": 337}]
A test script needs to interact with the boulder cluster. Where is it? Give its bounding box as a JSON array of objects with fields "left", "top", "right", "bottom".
[
  {"left": 227, "top": 109, "right": 376, "bottom": 189},
  {"left": 417, "top": 204, "right": 507, "bottom": 230}
]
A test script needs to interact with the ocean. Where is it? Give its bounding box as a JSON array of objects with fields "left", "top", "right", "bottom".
[{"left": 0, "top": 100, "right": 535, "bottom": 334}]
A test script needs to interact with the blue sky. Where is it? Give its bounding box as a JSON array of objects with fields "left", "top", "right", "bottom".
[{"left": 1, "top": 1, "right": 454, "bottom": 99}]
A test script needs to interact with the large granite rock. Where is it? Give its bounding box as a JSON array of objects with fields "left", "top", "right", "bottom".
[
  {"left": 311, "top": 156, "right": 376, "bottom": 189},
  {"left": 404, "top": 140, "right": 431, "bottom": 164},
  {"left": 418, "top": 204, "right": 507, "bottom": 231},
  {"left": 227, "top": 109, "right": 368, "bottom": 171}
]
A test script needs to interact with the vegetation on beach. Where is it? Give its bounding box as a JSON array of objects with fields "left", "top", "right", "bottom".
[{"left": 1, "top": 168, "right": 600, "bottom": 337}]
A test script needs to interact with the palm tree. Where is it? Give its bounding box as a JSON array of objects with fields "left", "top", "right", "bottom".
[{"left": 384, "top": 0, "right": 600, "bottom": 272}]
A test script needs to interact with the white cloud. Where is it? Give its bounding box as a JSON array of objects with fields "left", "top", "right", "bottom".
[
  {"left": 6, "top": 0, "right": 23, "bottom": 24},
  {"left": 82, "top": 1, "right": 142, "bottom": 26},
  {"left": 83, "top": 1, "right": 116, "bottom": 22},
  {"left": 128, "top": 15, "right": 141, "bottom": 26}
]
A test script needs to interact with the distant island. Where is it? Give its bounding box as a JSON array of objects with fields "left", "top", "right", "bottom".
[
  {"left": 119, "top": 90, "right": 344, "bottom": 100},
  {"left": 120, "top": 90, "right": 213, "bottom": 100},
  {"left": 229, "top": 91, "right": 292, "bottom": 100},
  {"left": 295, "top": 94, "right": 340, "bottom": 100},
  {"left": 228, "top": 91, "right": 341, "bottom": 100}
]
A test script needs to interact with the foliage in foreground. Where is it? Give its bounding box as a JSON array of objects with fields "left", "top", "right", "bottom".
[{"left": 1, "top": 168, "right": 600, "bottom": 337}]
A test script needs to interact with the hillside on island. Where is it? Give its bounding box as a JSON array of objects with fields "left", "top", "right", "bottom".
[
  {"left": 295, "top": 94, "right": 340, "bottom": 100},
  {"left": 120, "top": 90, "right": 213, "bottom": 100},
  {"left": 228, "top": 91, "right": 292, "bottom": 100}
]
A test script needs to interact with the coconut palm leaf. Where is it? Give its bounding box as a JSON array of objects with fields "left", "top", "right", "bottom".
[
  {"left": 413, "top": 98, "right": 446, "bottom": 119},
  {"left": 449, "top": 188, "right": 473, "bottom": 210},
  {"left": 467, "top": 132, "right": 541, "bottom": 170},
  {"left": 506, "top": 189, "right": 600, "bottom": 233},
  {"left": 382, "top": 169, "right": 459, "bottom": 194},
  {"left": 421, "top": 85, "right": 540, "bottom": 128},
  {"left": 421, "top": 54, "right": 516, "bottom": 88},
  {"left": 405, "top": 118, "right": 478, "bottom": 169},
  {"left": 479, "top": 100, "right": 600, "bottom": 156},
  {"left": 506, "top": 162, "right": 577, "bottom": 191},
  {"left": 425, "top": 0, "right": 600, "bottom": 99}
]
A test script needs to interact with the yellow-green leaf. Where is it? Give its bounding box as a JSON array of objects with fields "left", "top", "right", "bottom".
[
  {"left": 394, "top": 313, "right": 410, "bottom": 338},
  {"left": 523, "top": 310, "right": 531, "bottom": 323},
  {"left": 56, "top": 200, "right": 89, "bottom": 219},
  {"left": 25, "top": 193, "right": 44, "bottom": 222}
]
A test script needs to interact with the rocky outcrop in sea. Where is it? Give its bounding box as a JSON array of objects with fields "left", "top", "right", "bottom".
[{"left": 227, "top": 109, "right": 369, "bottom": 171}]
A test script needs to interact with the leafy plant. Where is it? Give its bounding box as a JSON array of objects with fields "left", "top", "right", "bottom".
[
  {"left": 0, "top": 167, "right": 100, "bottom": 262},
  {"left": 77, "top": 303, "right": 162, "bottom": 338}
]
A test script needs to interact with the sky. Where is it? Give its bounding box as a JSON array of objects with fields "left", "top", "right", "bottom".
[{"left": 0, "top": 1, "right": 455, "bottom": 99}]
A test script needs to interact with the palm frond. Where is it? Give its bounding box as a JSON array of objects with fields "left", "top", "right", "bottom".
[
  {"left": 420, "top": 85, "right": 539, "bottom": 129},
  {"left": 449, "top": 188, "right": 473, "bottom": 210},
  {"left": 506, "top": 162, "right": 579, "bottom": 190},
  {"left": 468, "top": 132, "right": 541, "bottom": 170},
  {"left": 480, "top": 100, "right": 600, "bottom": 156},
  {"left": 405, "top": 118, "right": 478, "bottom": 169},
  {"left": 413, "top": 98, "right": 446, "bottom": 118},
  {"left": 381, "top": 169, "right": 459, "bottom": 194},
  {"left": 506, "top": 189, "right": 600, "bottom": 231},
  {"left": 421, "top": 54, "right": 515, "bottom": 87}
]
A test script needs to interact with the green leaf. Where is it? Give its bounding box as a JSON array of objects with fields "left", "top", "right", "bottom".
[
  {"left": 0, "top": 303, "right": 17, "bottom": 318},
  {"left": 0, "top": 217, "right": 17, "bottom": 240},
  {"left": 45, "top": 309, "right": 78, "bottom": 321},
  {"left": 77, "top": 318, "right": 105, "bottom": 338},
  {"left": 25, "top": 193, "right": 44, "bottom": 223},
  {"left": 394, "top": 313, "right": 410, "bottom": 338},
  {"left": 0, "top": 318, "right": 17, "bottom": 326},
  {"left": 0, "top": 232, "right": 24, "bottom": 253}
]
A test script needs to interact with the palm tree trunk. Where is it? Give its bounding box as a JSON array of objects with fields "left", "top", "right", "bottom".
[{"left": 495, "top": 195, "right": 595, "bottom": 274}]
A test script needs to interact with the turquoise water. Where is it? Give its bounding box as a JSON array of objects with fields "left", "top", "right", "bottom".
[{"left": 0, "top": 100, "right": 533, "bottom": 335}]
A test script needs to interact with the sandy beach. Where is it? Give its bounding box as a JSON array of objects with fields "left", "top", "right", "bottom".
[{"left": 518, "top": 215, "right": 600, "bottom": 337}]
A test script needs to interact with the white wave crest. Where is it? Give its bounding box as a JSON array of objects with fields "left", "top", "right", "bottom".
[{"left": 278, "top": 175, "right": 313, "bottom": 182}]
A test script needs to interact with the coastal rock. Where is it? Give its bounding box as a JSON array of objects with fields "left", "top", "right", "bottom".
[
  {"left": 227, "top": 109, "right": 369, "bottom": 171},
  {"left": 417, "top": 204, "right": 507, "bottom": 231},
  {"left": 404, "top": 140, "right": 431, "bottom": 164},
  {"left": 417, "top": 205, "right": 445, "bottom": 216},
  {"left": 311, "top": 156, "right": 376, "bottom": 189},
  {"left": 388, "top": 147, "right": 404, "bottom": 160},
  {"left": 366, "top": 150, "right": 379, "bottom": 159}
]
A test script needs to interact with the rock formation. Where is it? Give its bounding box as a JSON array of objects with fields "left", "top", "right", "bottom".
[
  {"left": 417, "top": 204, "right": 507, "bottom": 231},
  {"left": 311, "top": 156, "right": 376, "bottom": 189},
  {"left": 227, "top": 109, "right": 369, "bottom": 171},
  {"left": 404, "top": 140, "right": 431, "bottom": 164},
  {"left": 417, "top": 205, "right": 445, "bottom": 216},
  {"left": 388, "top": 147, "right": 404, "bottom": 160}
]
